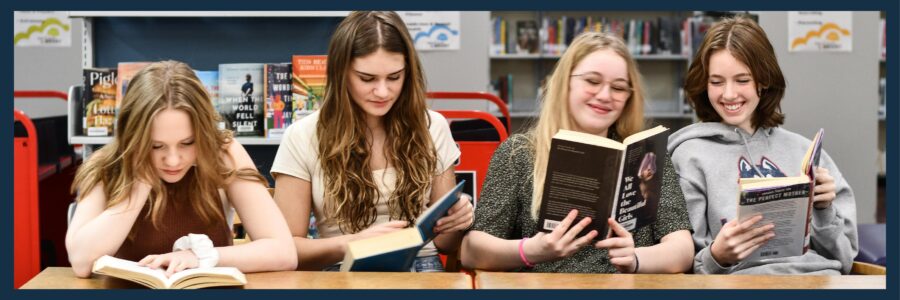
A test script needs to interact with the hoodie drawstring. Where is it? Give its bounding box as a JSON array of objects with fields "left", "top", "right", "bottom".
[{"left": 736, "top": 127, "right": 765, "bottom": 177}]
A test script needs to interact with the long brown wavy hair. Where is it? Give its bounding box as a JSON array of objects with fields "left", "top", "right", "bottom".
[
  {"left": 528, "top": 32, "right": 647, "bottom": 218},
  {"left": 71, "top": 60, "right": 267, "bottom": 231},
  {"left": 317, "top": 11, "right": 437, "bottom": 234}
]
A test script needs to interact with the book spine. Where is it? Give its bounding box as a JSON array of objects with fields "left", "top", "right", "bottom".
[{"left": 608, "top": 152, "right": 627, "bottom": 235}]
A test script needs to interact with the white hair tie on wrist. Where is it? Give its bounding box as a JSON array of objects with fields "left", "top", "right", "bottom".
[{"left": 173, "top": 233, "right": 219, "bottom": 268}]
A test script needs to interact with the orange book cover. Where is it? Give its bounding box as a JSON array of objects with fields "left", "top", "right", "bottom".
[
  {"left": 115, "top": 62, "right": 152, "bottom": 110},
  {"left": 291, "top": 55, "right": 327, "bottom": 121}
]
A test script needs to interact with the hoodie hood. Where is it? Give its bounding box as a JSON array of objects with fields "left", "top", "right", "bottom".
[{"left": 667, "top": 122, "right": 775, "bottom": 154}]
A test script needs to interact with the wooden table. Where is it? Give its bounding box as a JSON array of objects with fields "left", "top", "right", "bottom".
[
  {"left": 20, "top": 267, "right": 473, "bottom": 289},
  {"left": 474, "top": 271, "right": 885, "bottom": 289}
]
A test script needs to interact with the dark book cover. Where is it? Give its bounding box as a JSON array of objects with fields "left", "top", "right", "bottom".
[
  {"left": 345, "top": 245, "right": 420, "bottom": 272},
  {"left": 415, "top": 180, "right": 465, "bottom": 242},
  {"left": 516, "top": 20, "right": 539, "bottom": 54},
  {"left": 613, "top": 130, "right": 669, "bottom": 231},
  {"left": 536, "top": 137, "right": 623, "bottom": 240},
  {"left": 82, "top": 68, "right": 117, "bottom": 136},
  {"left": 264, "top": 63, "right": 293, "bottom": 138},
  {"left": 536, "top": 127, "right": 669, "bottom": 240},
  {"left": 670, "top": 17, "right": 683, "bottom": 55},
  {"left": 218, "top": 63, "right": 265, "bottom": 137},
  {"left": 342, "top": 181, "right": 465, "bottom": 272}
]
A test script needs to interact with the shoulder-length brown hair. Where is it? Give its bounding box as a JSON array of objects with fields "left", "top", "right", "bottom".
[
  {"left": 317, "top": 11, "right": 436, "bottom": 233},
  {"left": 527, "top": 31, "right": 647, "bottom": 218},
  {"left": 684, "top": 16, "right": 786, "bottom": 129},
  {"left": 72, "top": 60, "right": 266, "bottom": 230}
]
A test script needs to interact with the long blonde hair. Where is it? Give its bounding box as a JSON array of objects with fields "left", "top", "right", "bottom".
[
  {"left": 71, "top": 60, "right": 267, "bottom": 230},
  {"left": 317, "top": 11, "right": 436, "bottom": 233},
  {"left": 528, "top": 32, "right": 647, "bottom": 218}
]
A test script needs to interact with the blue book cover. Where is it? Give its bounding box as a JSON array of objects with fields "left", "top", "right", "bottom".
[{"left": 341, "top": 181, "right": 466, "bottom": 272}]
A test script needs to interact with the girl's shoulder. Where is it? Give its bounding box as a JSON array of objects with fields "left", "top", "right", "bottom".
[
  {"left": 284, "top": 111, "right": 321, "bottom": 138},
  {"left": 495, "top": 134, "right": 534, "bottom": 160},
  {"left": 425, "top": 109, "right": 451, "bottom": 130},
  {"left": 220, "top": 138, "right": 255, "bottom": 171}
]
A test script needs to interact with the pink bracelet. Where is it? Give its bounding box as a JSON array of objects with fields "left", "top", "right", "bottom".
[{"left": 518, "top": 237, "right": 535, "bottom": 268}]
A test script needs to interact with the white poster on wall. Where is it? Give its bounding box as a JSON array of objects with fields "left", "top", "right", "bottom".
[
  {"left": 399, "top": 11, "right": 460, "bottom": 51},
  {"left": 14, "top": 11, "right": 72, "bottom": 47},
  {"left": 788, "top": 11, "right": 852, "bottom": 52}
]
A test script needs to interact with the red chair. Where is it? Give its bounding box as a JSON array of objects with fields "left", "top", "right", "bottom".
[
  {"left": 428, "top": 92, "right": 510, "bottom": 204},
  {"left": 14, "top": 109, "right": 40, "bottom": 288},
  {"left": 14, "top": 90, "right": 69, "bottom": 288},
  {"left": 429, "top": 92, "right": 509, "bottom": 274},
  {"left": 428, "top": 91, "right": 511, "bottom": 133}
]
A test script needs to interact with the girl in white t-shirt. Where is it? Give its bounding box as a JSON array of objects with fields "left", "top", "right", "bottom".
[{"left": 271, "top": 11, "right": 471, "bottom": 271}]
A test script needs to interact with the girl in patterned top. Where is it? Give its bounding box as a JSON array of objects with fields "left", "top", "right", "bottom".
[{"left": 460, "top": 32, "right": 694, "bottom": 273}]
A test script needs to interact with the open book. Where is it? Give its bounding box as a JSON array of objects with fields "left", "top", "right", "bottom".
[
  {"left": 536, "top": 126, "right": 669, "bottom": 240},
  {"left": 340, "top": 180, "right": 466, "bottom": 272},
  {"left": 737, "top": 128, "right": 824, "bottom": 261},
  {"left": 91, "top": 255, "right": 246, "bottom": 289}
]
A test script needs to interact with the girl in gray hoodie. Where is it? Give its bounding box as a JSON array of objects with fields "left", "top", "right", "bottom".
[{"left": 667, "top": 16, "right": 858, "bottom": 275}]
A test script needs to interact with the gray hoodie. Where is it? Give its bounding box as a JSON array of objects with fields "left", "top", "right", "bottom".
[{"left": 667, "top": 122, "right": 858, "bottom": 274}]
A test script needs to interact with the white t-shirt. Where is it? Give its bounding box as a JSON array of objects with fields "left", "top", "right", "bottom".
[{"left": 270, "top": 110, "right": 461, "bottom": 257}]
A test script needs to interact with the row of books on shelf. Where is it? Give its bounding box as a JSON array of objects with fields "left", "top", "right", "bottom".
[
  {"left": 79, "top": 55, "right": 327, "bottom": 139},
  {"left": 490, "top": 15, "right": 713, "bottom": 57}
]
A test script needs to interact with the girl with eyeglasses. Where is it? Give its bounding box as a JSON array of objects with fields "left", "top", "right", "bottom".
[
  {"left": 668, "top": 16, "right": 857, "bottom": 274},
  {"left": 460, "top": 31, "right": 694, "bottom": 273}
]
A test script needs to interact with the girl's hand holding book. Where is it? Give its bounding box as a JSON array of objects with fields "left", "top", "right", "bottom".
[
  {"left": 594, "top": 218, "right": 637, "bottom": 273},
  {"left": 523, "top": 209, "right": 598, "bottom": 264},
  {"left": 710, "top": 215, "right": 775, "bottom": 266},
  {"left": 812, "top": 167, "right": 836, "bottom": 209},
  {"left": 434, "top": 194, "right": 474, "bottom": 233}
]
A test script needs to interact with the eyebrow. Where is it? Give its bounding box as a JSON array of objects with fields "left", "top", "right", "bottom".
[
  {"left": 709, "top": 73, "right": 752, "bottom": 78},
  {"left": 353, "top": 68, "right": 405, "bottom": 77},
  {"left": 152, "top": 137, "right": 194, "bottom": 144},
  {"left": 576, "top": 71, "right": 628, "bottom": 82}
]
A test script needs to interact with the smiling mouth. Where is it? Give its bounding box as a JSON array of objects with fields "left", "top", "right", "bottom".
[
  {"left": 723, "top": 102, "right": 744, "bottom": 112},
  {"left": 588, "top": 103, "right": 612, "bottom": 114},
  {"left": 162, "top": 169, "right": 182, "bottom": 175}
]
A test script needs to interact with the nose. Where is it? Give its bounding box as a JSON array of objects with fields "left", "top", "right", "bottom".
[
  {"left": 594, "top": 83, "right": 612, "bottom": 102},
  {"left": 723, "top": 82, "right": 738, "bottom": 101},
  {"left": 163, "top": 149, "right": 181, "bottom": 168},
  {"left": 373, "top": 80, "right": 389, "bottom": 99}
]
